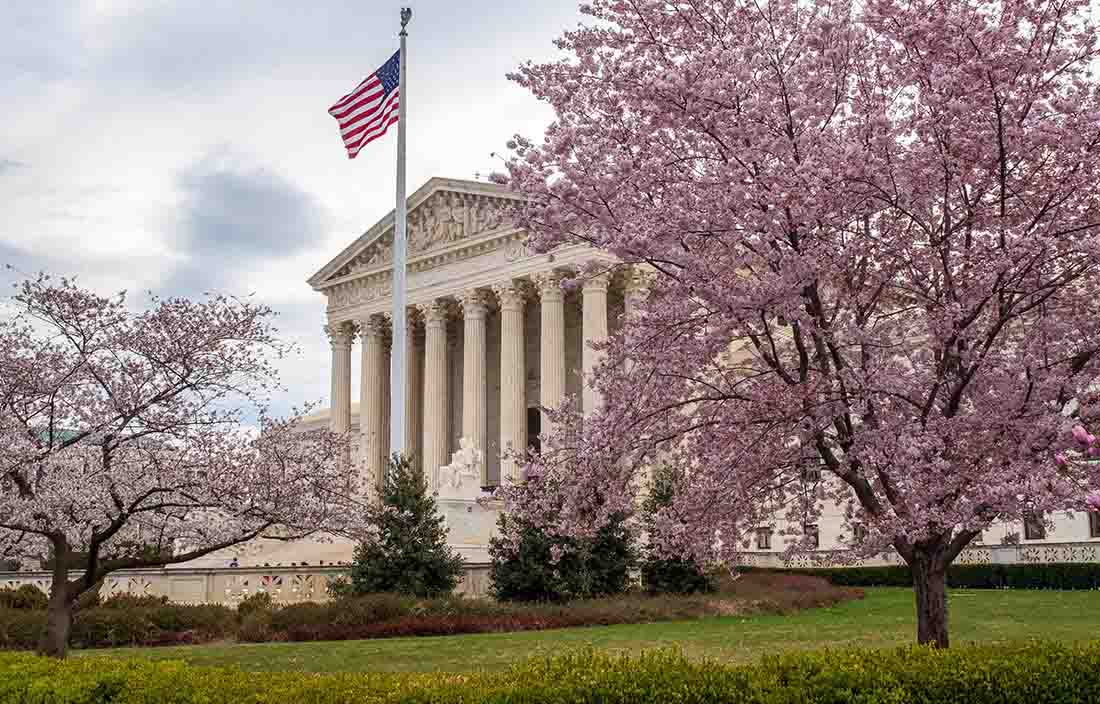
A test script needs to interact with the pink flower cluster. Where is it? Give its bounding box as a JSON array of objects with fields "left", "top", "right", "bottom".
[{"left": 498, "top": 0, "right": 1100, "bottom": 576}]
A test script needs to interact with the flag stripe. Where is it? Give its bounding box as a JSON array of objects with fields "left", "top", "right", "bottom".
[
  {"left": 350, "top": 102, "right": 400, "bottom": 145},
  {"left": 330, "top": 76, "right": 381, "bottom": 112},
  {"left": 328, "top": 50, "right": 401, "bottom": 159},
  {"left": 347, "top": 112, "right": 399, "bottom": 157},
  {"left": 329, "top": 82, "right": 383, "bottom": 120},
  {"left": 345, "top": 106, "right": 400, "bottom": 157},
  {"left": 341, "top": 91, "right": 399, "bottom": 140}
]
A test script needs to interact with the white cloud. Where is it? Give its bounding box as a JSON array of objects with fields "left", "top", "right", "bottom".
[{"left": 0, "top": 0, "right": 578, "bottom": 417}]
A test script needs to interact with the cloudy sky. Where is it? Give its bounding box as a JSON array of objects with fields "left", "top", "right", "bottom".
[{"left": 1, "top": 1, "right": 581, "bottom": 415}]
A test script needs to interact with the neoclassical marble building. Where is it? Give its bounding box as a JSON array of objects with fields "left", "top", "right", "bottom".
[
  {"left": 264, "top": 177, "right": 643, "bottom": 564},
  {"left": 240, "top": 175, "right": 1100, "bottom": 569}
]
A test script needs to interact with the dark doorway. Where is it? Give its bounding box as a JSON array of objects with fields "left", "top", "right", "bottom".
[{"left": 526, "top": 407, "right": 541, "bottom": 454}]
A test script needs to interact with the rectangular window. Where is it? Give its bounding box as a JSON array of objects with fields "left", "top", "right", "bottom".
[
  {"left": 805, "top": 524, "right": 820, "bottom": 550},
  {"left": 756, "top": 528, "right": 772, "bottom": 550},
  {"left": 1089, "top": 512, "right": 1100, "bottom": 539},
  {"left": 1024, "top": 513, "right": 1046, "bottom": 541},
  {"left": 800, "top": 463, "right": 822, "bottom": 484},
  {"left": 852, "top": 523, "right": 868, "bottom": 542}
]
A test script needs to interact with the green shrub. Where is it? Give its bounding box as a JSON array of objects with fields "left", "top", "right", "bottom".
[
  {"left": 3, "top": 641, "right": 1100, "bottom": 703},
  {"left": 348, "top": 454, "right": 465, "bottom": 598},
  {"left": 0, "top": 603, "right": 235, "bottom": 651},
  {"left": 746, "top": 562, "right": 1100, "bottom": 590},
  {"left": 235, "top": 591, "right": 274, "bottom": 619},
  {"left": 0, "top": 609, "right": 46, "bottom": 649},
  {"left": 98, "top": 593, "right": 170, "bottom": 610},
  {"left": 236, "top": 610, "right": 276, "bottom": 643},
  {"left": 0, "top": 585, "right": 48, "bottom": 611},
  {"left": 489, "top": 512, "right": 637, "bottom": 602}
]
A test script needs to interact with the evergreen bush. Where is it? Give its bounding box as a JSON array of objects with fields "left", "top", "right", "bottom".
[
  {"left": 489, "top": 512, "right": 636, "bottom": 602},
  {"left": 347, "top": 454, "right": 464, "bottom": 598}
]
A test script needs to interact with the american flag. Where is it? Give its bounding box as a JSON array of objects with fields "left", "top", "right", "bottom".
[{"left": 328, "top": 51, "right": 400, "bottom": 159}]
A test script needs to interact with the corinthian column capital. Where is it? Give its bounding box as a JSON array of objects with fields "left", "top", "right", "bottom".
[
  {"left": 581, "top": 270, "right": 611, "bottom": 293},
  {"left": 458, "top": 290, "right": 490, "bottom": 319},
  {"left": 492, "top": 281, "right": 528, "bottom": 312},
  {"left": 325, "top": 321, "right": 357, "bottom": 349},
  {"left": 533, "top": 271, "right": 565, "bottom": 301},
  {"left": 359, "top": 314, "right": 387, "bottom": 341},
  {"left": 416, "top": 299, "right": 450, "bottom": 328}
]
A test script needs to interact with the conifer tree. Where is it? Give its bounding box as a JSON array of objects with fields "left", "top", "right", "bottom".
[{"left": 349, "top": 454, "right": 464, "bottom": 597}]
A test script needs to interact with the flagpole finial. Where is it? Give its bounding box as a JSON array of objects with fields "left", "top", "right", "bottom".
[{"left": 400, "top": 7, "right": 412, "bottom": 34}]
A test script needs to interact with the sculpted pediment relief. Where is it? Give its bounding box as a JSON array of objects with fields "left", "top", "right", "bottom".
[{"left": 327, "top": 191, "right": 511, "bottom": 282}]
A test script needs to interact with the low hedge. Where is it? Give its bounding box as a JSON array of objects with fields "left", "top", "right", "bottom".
[
  {"left": 0, "top": 573, "right": 860, "bottom": 649},
  {"left": 242, "top": 582, "right": 858, "bottom": 643},
  {"left": 3, "top": 641, "right": 1100, "bottom": 703},
  {"left": 0, "top": 604, "right": 235, "bottom": 650},
  {"left": 746, "top": 561, "right": 1100, "bottom": 589}
]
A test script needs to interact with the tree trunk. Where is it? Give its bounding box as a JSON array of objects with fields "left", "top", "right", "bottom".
[
  {"left": 38, "top": 582, "right": 72, "bottom": 658},
  {"left": 911, "top": 550, "right": 949, "bottom": 648},
  {"left": 37, "top": 547, "right": 72, "bottom": 659}
]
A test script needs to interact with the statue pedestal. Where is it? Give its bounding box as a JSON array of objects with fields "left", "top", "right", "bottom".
[{"left": 435, "top": 438, "right": 499, "bottom": 562}]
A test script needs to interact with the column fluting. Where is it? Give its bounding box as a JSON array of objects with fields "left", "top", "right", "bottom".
[
  {"left": 325, "top": 322, "right": 355, "bottom": 434},
  {"left": 359, "top": 315, "right": 387, "bottom": 494},
  {"left": 535, "top": 272, "right": 566, "bottom": 433},
  {"left": 494, "top": 282, "right": 527, "bottom": 483},
  {"left": 581, "top": 272, "right": 611, "bottom": 415},
  {"left": 419, "top": 300, "right": 450, "bottom": 488},
  {"left": 460, "top": 290, "right": 489, "bottom": 486}
]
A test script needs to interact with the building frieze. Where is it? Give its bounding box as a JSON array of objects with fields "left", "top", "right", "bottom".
[{"left": 323, "top": 229, "right": 528, "bottom": 314}]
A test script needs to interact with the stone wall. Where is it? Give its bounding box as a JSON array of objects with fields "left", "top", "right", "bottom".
[{"left": 0, "top": 562, "right": 493, "bottom": 606}]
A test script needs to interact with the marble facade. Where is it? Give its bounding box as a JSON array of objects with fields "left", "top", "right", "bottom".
[
  {"left": 293, "top": 177, "right": 632, "bottom": 562},
  {"left": 235, "top": 175, "right": 1100, "bottom": 569}
]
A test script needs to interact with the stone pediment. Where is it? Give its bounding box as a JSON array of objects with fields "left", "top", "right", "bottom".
[{"left": 309, "top": 178, "right": 522, "bottom": 289}]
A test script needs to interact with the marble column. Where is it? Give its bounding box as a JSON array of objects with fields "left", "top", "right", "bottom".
[
  {"left": 359, "top": 315, "right": 387, "bottom": 493},
  {"left": 495, "top": 282, "right": 527, "bottom": 484},
  {"left": 535, "top": 272, "right": 566, "bottom": 433},
  {"left": 460, "top": 290, "right": 489, "bottom": 485},
  {"left": 581, "top": 272, "right": 611, "bottom": 415},
  {"left": 419, "top": 300, "right": 450, "bottom": 488},
  {"left": 404, "top": 309, "right": 423, "bottom": 470},
  {"left": 326, "top": 322, "right": 355, "bottom": 434}
]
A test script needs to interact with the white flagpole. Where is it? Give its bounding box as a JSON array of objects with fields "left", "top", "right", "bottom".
[{"left": 389, "top": 7, "right": 411, "bottom": 458}]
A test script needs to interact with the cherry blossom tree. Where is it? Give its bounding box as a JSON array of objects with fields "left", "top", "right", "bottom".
[
  {"left": 500, "top": 0, "right": 1100, "bottom": 647},
  {"left": 0, "top": 274, "right": 363, "bottom": 657}
]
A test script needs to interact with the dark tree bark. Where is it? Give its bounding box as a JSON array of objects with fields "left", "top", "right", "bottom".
[
  {"left": 37, "top": 551, "right": 72, "bottom": 659},
  {"left": 910, "top": 547, "right": 950, "bottom": 648}
]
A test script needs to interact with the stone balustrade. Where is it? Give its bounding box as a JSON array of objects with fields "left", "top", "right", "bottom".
[
  {"left": 736, "top": 542, "right": 1100, "bottom": 569},
  {"left": 0, "top": 563, "right": 492, "bottom": 606}
]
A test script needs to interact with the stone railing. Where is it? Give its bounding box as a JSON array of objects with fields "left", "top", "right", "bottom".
[
  {"left": 0, "top": 563, "right": 493, "bottom": 606},
  {"left": 740, "top": 542, "right": 1100, "bottom": 569}
]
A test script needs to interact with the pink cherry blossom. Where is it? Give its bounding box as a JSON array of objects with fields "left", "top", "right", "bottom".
[
  {"left": 0, "top": 274, "right": 365, "bottom": 657},
  {"left": 500, "top": 0, "right": 1100, "bottom": 649}
]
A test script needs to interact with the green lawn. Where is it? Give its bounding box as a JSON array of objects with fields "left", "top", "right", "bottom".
[{"left": 85, "top": 588, "right": 1100, "bottom": 674}]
